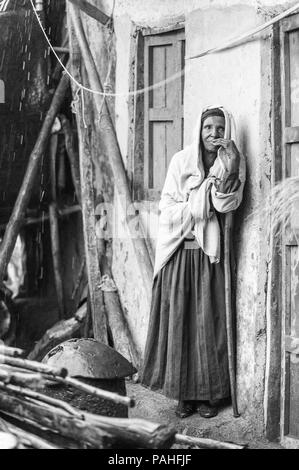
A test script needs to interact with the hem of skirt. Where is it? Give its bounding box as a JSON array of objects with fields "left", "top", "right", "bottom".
[{"left": 140, "top": 381, "right": 230, "bottom": 402}]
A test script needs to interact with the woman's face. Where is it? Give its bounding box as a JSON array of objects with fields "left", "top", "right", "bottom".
[{"left": 201, "top": 116, "right": 225, "bottom": 152}]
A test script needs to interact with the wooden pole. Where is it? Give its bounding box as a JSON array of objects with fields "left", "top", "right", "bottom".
[
  {"left": 224, "top": 212, "right": 240, "bottom": 418},
  {"left": 59, "top": 115, "right": 82, "bottom": 204},
  {"left": 0, "top": 71, "right": 70, "bottom": 283},
  {"left": 175, "top": 433, "right": 245, "bottom": 450},
  {"left": 49, "top": 203, "right": 65, "bottom": 319},
  {"left": 67, "top": 15, "right": 108, "bottom": 343},
  {"left": 69, "top": 5, "right": 153, "bottom": 299},
  {"left": 67, "top": 0, "right": 110, "bottom": 25}
]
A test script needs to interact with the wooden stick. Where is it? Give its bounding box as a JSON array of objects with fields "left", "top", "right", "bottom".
[
  {"left": 0, "top": 370, "right": 45, "bottom": 389},
  {"left": 0, "top": 346, "right": 24, "bottom": 357},
  {"left": 0, "top": 417, "right": 59, "bottom": 450},
  {"left": 0, "top": 355, "right": 68, "bottom": 378},
  {"left": 71, "top": 258, "right": 86, "bottom": 299},
  {"left": 69, "top": 6, "right": 153, "bottom": 299},
  {"left": 67, "top": 0, "right": 110, "bottom": 25},
  {"left": 0, "top": 382, "right": 84, "bottom": 419},
  {"left": 0, "top": 354, "right": 134, "bottom": 408},
  {"left": 175, "top": 433, "right": 245, "bottom": 450},
  {"left": 0, "top": 70, "right": 70, "bottom": 283},
  {"left": 56, "top": 376, "right": 135, "bottom": 408},
  {"left": 224, "top": 212, "right": 240, "bottom": 418},
  {"left": 49, "top": 203, "right": 65, "bottom": 319}
]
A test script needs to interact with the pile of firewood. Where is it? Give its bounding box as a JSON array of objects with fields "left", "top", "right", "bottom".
[{"left": 0, "top": 346, "right": 245, "bottom": 450}]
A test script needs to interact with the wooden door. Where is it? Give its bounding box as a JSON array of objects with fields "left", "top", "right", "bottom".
[
  {"left": 280, "top": 13, "right": 299, "bottom": 447},
  {"left": 144, "top": 29, "right": 185, "bottom": 200}
]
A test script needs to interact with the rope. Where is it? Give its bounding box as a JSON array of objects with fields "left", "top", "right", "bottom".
[{"left": 28, "top": 0, "right": 299, "bottom": 99}]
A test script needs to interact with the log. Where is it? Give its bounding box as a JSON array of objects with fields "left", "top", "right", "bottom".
[
  {"left": 49, "top": 203, "right": 65, "bottom": 319},
  {"left": 0, "top": 417, "right": 59, "bottom": 450},
  {"left": 69, "top": 5, "right": 153, "bottom": 300},
  {"left": 174, "top": 433, "right": 246, "bottom": 450},
  {"left": 27, "top": 303, "right": 87, "bottom": 361},
  {"left": 0, "top": 392, "right": 115, "bottom": 449},
  {"left": 0, "top": 70, "right": 70, "bottom": 283},
  {"left": 59, "top": 115, "right": 82, "bottom": 204},
  {"left": 0, "top": 391, "right": 176, "bottom": 449},
  {"left": 68, "top": 20, "right": 107, "bottom": 344}
]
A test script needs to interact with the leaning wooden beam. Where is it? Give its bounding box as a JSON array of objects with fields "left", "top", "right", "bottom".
[
  {"left": 0, "top": 70, "right": 70, "bottom": 283},
  {"left": 174, "top": 433, "right": 245, "bottom": 450},
  {"left": 0, "top": 417, "right": 60, "bottom": 450},
  {"left": 69, "top": 6, "right": 153, "bottom": 299},
  {"left": 49, "top": 203, "right": 65, "bottom": 319},
  {"left": 27, "top": 303, "right": 87, "bottom": 361},
  {"left": 59, "top": 115, "right": 82, "bottom": 204},
  {"left": 67, "top": 0, "right": 110, "bottom": 25},
  {"left": 68, "top": 20, "right": 107, "bottom": 343}
]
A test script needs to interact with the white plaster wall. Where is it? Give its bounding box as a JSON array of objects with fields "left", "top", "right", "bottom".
[{"left": 87, "top": 0, "right": 281, "bottom": 425}]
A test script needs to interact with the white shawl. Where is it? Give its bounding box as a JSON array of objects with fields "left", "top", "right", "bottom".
[{"left": 153, "top": 105, "right": 246, "bottom": 278}]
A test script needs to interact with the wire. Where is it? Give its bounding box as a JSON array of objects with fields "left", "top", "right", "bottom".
[{"left": 28, "top": 0, "right": 299, "bottom": 99}]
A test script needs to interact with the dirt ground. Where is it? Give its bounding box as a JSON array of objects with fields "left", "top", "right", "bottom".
[{"left": 126, "top": 381, "right": 282, "bottom": 450}]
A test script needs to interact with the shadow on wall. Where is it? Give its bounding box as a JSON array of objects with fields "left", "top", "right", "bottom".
[{"left": 234, "top": 122, "right": 252, "bottom": 263}]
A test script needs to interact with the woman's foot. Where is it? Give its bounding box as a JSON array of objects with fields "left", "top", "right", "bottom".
[
  {"left": 175, "top": 400, "right": 195, "bottom": 418},
  {"left": 196, "top": 401, "right": 218, "bottom": 418}
]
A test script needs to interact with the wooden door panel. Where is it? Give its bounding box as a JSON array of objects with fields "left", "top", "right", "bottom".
[{"left": 144, "top": 29, "right": 185, "bottom": 198}]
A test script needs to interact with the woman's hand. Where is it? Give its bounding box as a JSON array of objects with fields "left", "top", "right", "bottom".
[{"left": 212, "top": 139, "right": 240, "bottom": 174}]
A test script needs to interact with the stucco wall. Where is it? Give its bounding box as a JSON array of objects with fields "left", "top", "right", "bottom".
[{"left": 83, "top": 0, "right": 293, "bottom": 433}]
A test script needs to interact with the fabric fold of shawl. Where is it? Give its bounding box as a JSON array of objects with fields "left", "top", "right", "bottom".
[{"left": 153, "top": 105, "right": 246, "bottom": 278}]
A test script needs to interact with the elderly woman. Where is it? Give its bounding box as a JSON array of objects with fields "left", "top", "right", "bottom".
[{"left": 141, "top": 106, "right": 246, "bottom": 419}]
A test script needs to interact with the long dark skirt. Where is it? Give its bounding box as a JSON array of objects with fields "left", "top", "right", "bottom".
[{"left": 140, "top": 245, "right": 230, "bottom": 401}]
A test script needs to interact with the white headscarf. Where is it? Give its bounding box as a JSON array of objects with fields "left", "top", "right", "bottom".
[{"left": 153, "top": 105, "right": 246, "bottom": 278}]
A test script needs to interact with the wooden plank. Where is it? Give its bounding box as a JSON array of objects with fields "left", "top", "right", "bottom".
[
  {"left": 149, "top": 108, "right": 174, "bottom": 121},
  {"left": 284, "top": 126, "right": 299, "bottom": 143},
  {"left": 141, "top": 22, "right": 184, "bottom": 37},
  {"left": 67, "top": 0, "right": 110, "bottom": 25},
  {"left": 67, "top": 11, "right": 107, "bottom": 343}
]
